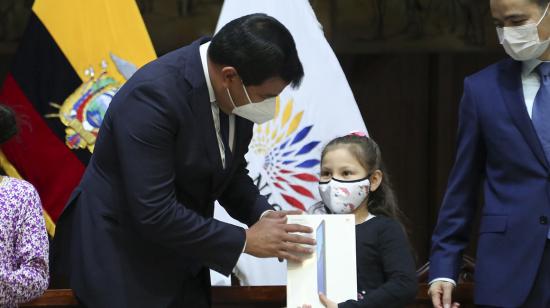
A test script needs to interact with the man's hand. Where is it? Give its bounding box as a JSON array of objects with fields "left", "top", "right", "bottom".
[
  {"left": 262, "top": 210, "right": 304, "bottom": 220},
  {"left": 428, "top": 281, "right": 460, "bottom": 308},
  {"left": 244, "top": 211, "right": 315, "bottom": 262}
]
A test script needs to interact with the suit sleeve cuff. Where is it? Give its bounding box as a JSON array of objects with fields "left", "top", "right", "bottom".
[
  {"left": 250, "top": 195, "right": 274, "bottom": 222},
  {"left": 241, "top": 232, "right": 247, "bottom": 254},
  {"left": 429, "top": 277, "right": 456, "bottom": 286},
  {"left": 259, "top": 210, "right": 274, "bottom": 220},
  {"left": 233, "top": 229, "right": 247, "bottom": 273}
]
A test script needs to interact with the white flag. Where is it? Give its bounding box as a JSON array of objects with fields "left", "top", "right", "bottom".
[{"left": 211, "top": 0, "right": 367, "bottom": 286}]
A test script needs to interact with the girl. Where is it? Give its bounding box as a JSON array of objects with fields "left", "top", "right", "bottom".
[{"left": 306, "top": 133, "right": 417, "bottom": 308}]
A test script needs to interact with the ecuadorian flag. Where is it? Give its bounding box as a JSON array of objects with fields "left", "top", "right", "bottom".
[{"left": 0, "top": 0, "right": 156, "bottom": 236}]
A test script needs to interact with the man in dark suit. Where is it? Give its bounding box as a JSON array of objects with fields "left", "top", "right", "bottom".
[
  {"left": 51, "top": 14, "right": 315, "bottom": 307},
  {"left": 429, "top": 0, "right": 550, "bottom": 307}
]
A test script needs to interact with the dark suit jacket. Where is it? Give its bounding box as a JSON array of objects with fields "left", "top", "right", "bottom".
[
  {"left": 429, "top": 58, "right": 550, "bottom": 307},
  {"left": 51, "top": 37, "right": 272, "bottom": 307}
]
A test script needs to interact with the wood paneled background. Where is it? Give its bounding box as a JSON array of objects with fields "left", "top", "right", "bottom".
[{"left": 339, "top": 52, "right": 503, "bottom": 264}]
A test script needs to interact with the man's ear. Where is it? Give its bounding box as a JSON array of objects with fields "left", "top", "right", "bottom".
[{"left": 220, "top": 66, "right": 238, "bottom": 88}]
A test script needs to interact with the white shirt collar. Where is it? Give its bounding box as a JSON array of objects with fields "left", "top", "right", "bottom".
[
  {"left": 199, "top": 41, "right": 216, "bottom": 103},
  {"left": 364, "top": 213, "right": 376, "bottom": 223},
  {"left": 523, "top": 58, "right": 544, "bottom": 77}
]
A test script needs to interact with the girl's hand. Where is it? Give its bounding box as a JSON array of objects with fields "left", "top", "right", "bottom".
[{"left": 319, "top": 293, "right": 338, "bottom": 308}]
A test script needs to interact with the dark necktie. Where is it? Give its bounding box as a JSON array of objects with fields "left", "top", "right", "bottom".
[
  {"left": 533, "top": 62, "right": 550, "bottom": 239},
  {"left": 534, "top": 62, "right": 550, "bottom": 164},
  {"left": 219, "top": 109, "right": 232, "bottom": 164}
]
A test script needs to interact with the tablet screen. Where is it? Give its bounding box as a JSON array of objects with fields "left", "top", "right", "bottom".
[{"left": 316, "top": 220, "right": 326, "bottom": 295}]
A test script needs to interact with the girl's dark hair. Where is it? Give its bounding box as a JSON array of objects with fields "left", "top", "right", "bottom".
[
  {"left": 0, "top": 104, "right": 17, "bottom": 144},
  {"left": 321, "top": 135, "right": 407, "bottom": 227}
]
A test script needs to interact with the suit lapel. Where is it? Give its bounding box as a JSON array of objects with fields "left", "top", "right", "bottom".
[
  {"left": 188, "top": 86, "right": 223, "bottom": 170},
  {"left": 232, "top": 116, "right": 252, "bottom": 160},
  {"left": 499, "top": 59, "right": 550, "bottom": 171},
  {"left": 183, "top": 37, "right": 223, "bottom": 171}
]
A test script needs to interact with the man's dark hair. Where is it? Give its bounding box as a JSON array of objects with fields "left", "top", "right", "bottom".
[
  {"left": 209, "top": 13, "right": 304, "bottom": 88},
  {"left": 0, "top": 104, "right": 17, "bottom": 144}
]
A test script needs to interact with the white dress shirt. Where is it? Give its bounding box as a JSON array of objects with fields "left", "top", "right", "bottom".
[{"left": 199, "top": 42, "right": 235, "bottom": 169}]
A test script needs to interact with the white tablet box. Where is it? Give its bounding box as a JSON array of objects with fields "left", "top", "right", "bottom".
[{"left": 286, "top": 214, "right": 357, "bottom": 308}]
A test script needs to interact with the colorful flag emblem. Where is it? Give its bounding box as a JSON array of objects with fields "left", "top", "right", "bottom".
[{"left": 0, "top": 0, "right": 156, "bottom": 236}]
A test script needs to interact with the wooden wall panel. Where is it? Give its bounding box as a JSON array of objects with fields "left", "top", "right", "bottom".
[{"left": 338, "top": 51, "right": 504, "bottom": 264}]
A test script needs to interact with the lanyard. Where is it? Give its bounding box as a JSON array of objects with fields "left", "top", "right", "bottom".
[{"left": 210, "top": 101, "right": 234, "bottom": 169}]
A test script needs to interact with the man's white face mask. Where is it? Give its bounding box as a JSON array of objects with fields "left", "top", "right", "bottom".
[
  {"left": 497, "top": 3, "right": 550, "bottom": 61},
  {"left": 226, "top": 84, "right": 276, "bottom": 124}
]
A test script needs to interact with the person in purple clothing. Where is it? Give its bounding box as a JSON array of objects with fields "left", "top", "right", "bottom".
[{"left": 0, "top": 104, "right": 49, "bottom": 307}]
